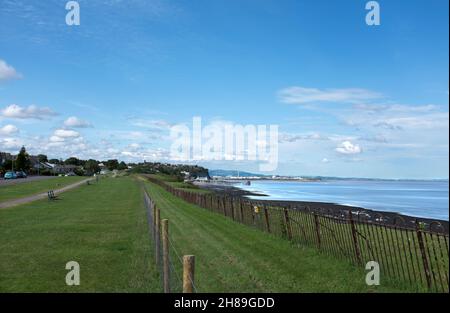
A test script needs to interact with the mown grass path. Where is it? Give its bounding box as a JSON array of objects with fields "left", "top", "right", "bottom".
[
  {"left": 0, "top": 178, "right": 95, "bottom": 210},
  {"left": 143, "top": 179, "right": 415, "bottom": 292},
  {"left": 0, "top": 176, "right": 86, "bottom": 204},
  {"left": 0, "top": 177, "right": 159, "bottom": 292}
]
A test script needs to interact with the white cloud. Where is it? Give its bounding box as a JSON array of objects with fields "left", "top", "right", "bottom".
[
  {"left": 1, "top": 104, "right": 57, "bottom": 119},
  {"left": 0, "top": 137, "right": 22, "bottom": 151},
  {"left": 130, "top": 118, "right": 171, "bottom": 130},
  {"left": 279, "top": 132, "right": 324, "bottom": 143},
  {"left": 54, "top": 129, "right": 80, "bottom": 138},
  {"left": 354, "top": 103, "right": 439, "bottom": 114},
  {"left": 0, "top": 124, "right": 19, "bottom": 135},
  {"left": 322, "top": 158, "right": 330, "bottom": 163},
  {"left": 127, "top": 131, "right": 146, "bottom": 140},
  {"left": 278, "top": 86, "right": 382, "bottom": 104},
  {"left": 129, "top": 143, "right": 141, "bottom": 149},
  {"left": 346, "top": 104, "right": 449, "bottom": 131},
  {"left": 64, "top": 116, "right": 92, "bottom": 128},
  {"left": 49, "top": 135, "right": 65, "bottom": 143},
  {"left": 336, "top": 141, "right": 362, "bottom": 155},
  {"left": 49, "top": 129, "right": 80, "bottom": 143},
  {"left": 0, "top": 59, "right": 21, "bottom": 81},
  {"left": 379, "top": 113, "right": 449, "bottom": 130},
  {"left": 120, "top": 147, "right": 170, "bottom": 161}
]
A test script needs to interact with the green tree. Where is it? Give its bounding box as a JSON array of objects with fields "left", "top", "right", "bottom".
[
  {"left": 84, "top": 159, "right": 100, "bottom": 175},
  {"left": 106, "top": 159, "right": 119, "bottom": 171},
  {"left": 15, "top": 146, "right": 31, "bottom": 171},
  {"left": 37, "top": 154, "right": 48, "bottom": 163},
  {"left": 73, "top": 168, "right": 85, "bottom": 176},
  {"left": 48, "top": 159, "right": 61, "bottom": 165},
  {"left": 0, "top": 159, "right": 12, "bottom": 176},
  {"left": 117, "top": 161, "right": 128, "bottom": 170},
  {"left": 65, "top": 157, "right": 81, "bottom": 166}
]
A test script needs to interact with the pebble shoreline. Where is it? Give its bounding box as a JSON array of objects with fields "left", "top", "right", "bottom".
[{"left": 197, "top": 182, "right": 449, "bottom": 234}]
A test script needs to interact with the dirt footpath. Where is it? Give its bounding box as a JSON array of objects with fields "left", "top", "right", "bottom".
[{"left": 0, "top": 178, "right": 93, "bottom": 209}]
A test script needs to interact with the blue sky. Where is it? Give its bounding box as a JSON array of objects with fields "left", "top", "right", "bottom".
[{"left": 0, "top": 0, "right": 448, "bottom": 179}]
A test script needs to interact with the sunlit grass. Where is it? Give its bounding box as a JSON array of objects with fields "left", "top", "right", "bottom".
[
  {"left": 0, "top": 176, "right": 85, "bottom": 203},
  {"left": 0, "top": 177, "right": 160, "bottom": 292}
]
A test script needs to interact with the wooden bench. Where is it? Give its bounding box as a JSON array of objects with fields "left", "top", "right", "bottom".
[{"left": 47, "top": 190, "right": 57, "bottom": 201}]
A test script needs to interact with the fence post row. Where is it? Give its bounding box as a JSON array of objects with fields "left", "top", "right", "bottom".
[
  {"left": 144, "top": 188, "right": 197, "bottom": 293},
  {"left": 142, "top": 176, "right": 449, "bottom": 292}
]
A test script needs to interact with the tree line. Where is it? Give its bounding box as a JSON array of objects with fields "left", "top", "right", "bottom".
[
  {"left": 1, "top": 147, "right": 210, "bottom": 179},
  {"left": 0, "top": 146, "right": 128, "bottom": 176},
  {"left": 128, "top": 162, "right": 209, "bottom": 181}
]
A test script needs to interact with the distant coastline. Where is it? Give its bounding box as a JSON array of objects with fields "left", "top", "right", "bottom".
[
  {"left": 195, "top": 180, "right": 449, "bottom": 232},
  {"left": 208, "top": 169, "right": 449, "bottom": 182}
]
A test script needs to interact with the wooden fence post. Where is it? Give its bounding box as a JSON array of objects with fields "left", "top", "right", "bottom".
[
  {"left": 155, "top": 208, "right": 161, "bottom": 266},
  {"left": 314, "top": 213, "right": 321, "bottom": 249},
  {"left": 161, "top": 219, "right": 170, "bottom": 293},
  {"left": 284, "top": 208, "right": 293, "bottom": 240},
  {"left": 264, "top": 207, "right": 271, "bottom": 233},
  {"left": 349, "top": 211, "right": 362, "bottom": 264},
  {"left": 415, "top": 221, "right": 432, "bottom": 289},
  {"left": 152, "top": 205, "right": 157, "bottom": 240},
  {"left": 251, "top": 205, "right": 255, "bottom": 225},
  {"left": 230, "top": 199, "right": 235, "bottom": 221},
  {"left": 183, "top": 255, "right": 195, "bottom": 293}
]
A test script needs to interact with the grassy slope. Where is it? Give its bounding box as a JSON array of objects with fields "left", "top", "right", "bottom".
[
  {"left": 146, "top": 174, "right": 212, "bottom": 194},
  {"left": 0, "top": 176, "right": 160, "bottom": 292},
  {"left": 144, "top": 179, "right": 415, "bottom": 293},
  {"left": 0, "top": 176, "right": 86, "bottom": 203}
]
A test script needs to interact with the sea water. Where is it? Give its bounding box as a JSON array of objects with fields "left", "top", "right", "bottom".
[{"left": 237, "top": 180, "right": 449, "bottom": 221}]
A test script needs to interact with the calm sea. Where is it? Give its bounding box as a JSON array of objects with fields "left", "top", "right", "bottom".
[{"left": 236, "top": 180, "right": 449, "bottom": 221}]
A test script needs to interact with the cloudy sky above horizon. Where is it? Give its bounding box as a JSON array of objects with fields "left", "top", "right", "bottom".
[{"left": 0, "top": 0, "right": 448, "bottom": 179}]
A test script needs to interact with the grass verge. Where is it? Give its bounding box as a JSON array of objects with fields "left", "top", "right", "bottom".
[
  {"left": 145, "top": 174, "right": 211, "bottom": 194},
  {"left": 0, "top": 176, "right": 159, "bottom": 292},
  {"left": 143, "top": 179, "right": 416, "bottom": 292}
]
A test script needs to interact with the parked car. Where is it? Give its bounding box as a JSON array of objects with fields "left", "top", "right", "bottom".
[
  {"left": 15, "top": 171, "right": 27, "bottom": 178},
  {"left": 65, "top": 172, "right": 77, "bottom": 177},
  {"left": 4, "top": 171, "right": 17, "bottom": 179}
]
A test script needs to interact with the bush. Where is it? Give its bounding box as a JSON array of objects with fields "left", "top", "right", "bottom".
[
  {"left": 74, "top": 168, "right": 85, "bottom": 176},
  {"left": 40, "top": 169, "right": 54, "bottom": 176}
]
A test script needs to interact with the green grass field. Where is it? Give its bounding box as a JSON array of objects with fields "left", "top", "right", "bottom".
[
  {"left": 0, "top": 176, "right": 159, "bottom": 292},
  {"left": 0, "top": 176, "right": 86, "bottom": 203},
  {"left": 0, "top": 174, "right": 420, "bottom": 292},
  {"left": 142, "top": 179, "right": 416, "bottom": 292}
]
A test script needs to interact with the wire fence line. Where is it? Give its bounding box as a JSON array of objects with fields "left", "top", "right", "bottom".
[
  {"left": 143, "top": 175, "right": 449, "bottom": 292},
  {"left": 143, "top": 187, "right": 198, "bottom": 293}
]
